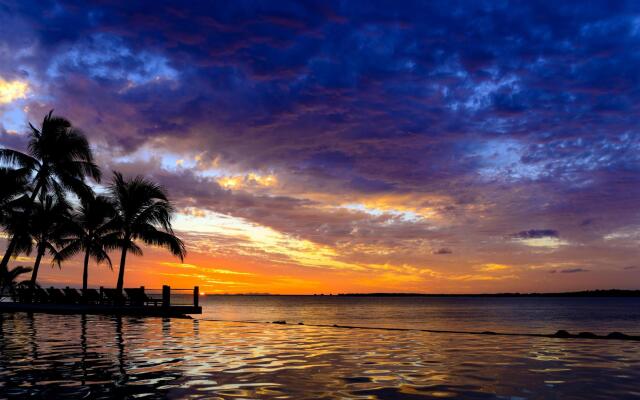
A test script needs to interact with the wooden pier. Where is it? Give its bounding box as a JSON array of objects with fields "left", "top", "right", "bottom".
[{"left": 0, "top": 285, "right": 202, "bottom": 317}]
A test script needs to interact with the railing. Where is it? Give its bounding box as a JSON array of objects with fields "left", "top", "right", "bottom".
[
  {"left": 5, "top": 285, "right": 200, "bottom": 308},
  {"left": 114, "top": 286, "right": 200, "bottom": 308}
]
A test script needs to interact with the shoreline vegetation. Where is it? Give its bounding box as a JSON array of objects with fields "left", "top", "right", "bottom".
[
  {"left": 336, "top": 289, "right": 640, "bottom": 297},
  {"left": 203, "top": 289, "right": 640, "bottom": 297},
  {"left": 0, "top": 110, "right": 185, "bottom": 296}
]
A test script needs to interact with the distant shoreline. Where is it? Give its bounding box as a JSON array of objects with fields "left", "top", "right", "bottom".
[
  {"left": 336, "top": 289, "right": 640, "bottom": 297},
  {"left": 205, "top": 289, "right": 640, "bottom": 297}
]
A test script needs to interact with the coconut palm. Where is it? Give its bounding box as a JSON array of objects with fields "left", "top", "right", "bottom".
[
  {"left": 55, "top": 195, "right": 118, "bottom": 291},
  {"left": 109, "top": 172, "right": 186, "bottom": 291},
  {"left": 0, "top": 194, "right": 34, "bottom": 282},
  {"left": 0, "top": 168, "right": 31, "bottom": 281},
  {"left": 27, "top": 194, "right": 70, "bottom": 286},
  {"left": 0, "top": 167, "right": 30, "bottom": 256},
  {"left": 0, "top": 110, "right": 101, "bottom": 271}
]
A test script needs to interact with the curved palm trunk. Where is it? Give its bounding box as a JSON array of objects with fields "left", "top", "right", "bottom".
[
  {"left": 30, "top": 247, "right": 44, "bottom": 287},
  {"left": 0, "top": 239, "right": 17, "bottom": 271},
  {"left": 0, "top": 180, "right": 43, "bottom": 271},
  {"left": 82, "top": 250, "right": 90, "bottom": 291},
  {"left": 116, "top": 244, "right": 128, "bottom": 291}
]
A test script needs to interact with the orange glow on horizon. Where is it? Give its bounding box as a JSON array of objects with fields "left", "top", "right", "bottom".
[{"left": 2, "top": 192, "right": 638, "bottom": 294}]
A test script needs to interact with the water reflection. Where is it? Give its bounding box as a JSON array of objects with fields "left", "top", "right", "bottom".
[
  {"left": 115, "top": 315, "right": 127, "bottom": 386},
  {"left": 0, "top": 313, "right": 186, "bottom": 399},
  {"left": 198, "top": 296, "right": 640, "bottom": 335},
  {"left": 0, "top": 313, "right": 638, "bottom": 399},
  {"left": 81, "top": 314, "right": 87, "bottom": 385}
]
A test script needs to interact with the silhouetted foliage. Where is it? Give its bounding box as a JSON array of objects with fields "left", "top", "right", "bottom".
[
  {"left": 0, "top": 111, "right": 185, "bottom": 290},
  {"left": 0, "top": 110, "right": 100, "bottom": 271},
  {"left": 55, "top": 194, "right": 118, "bottom": 291},
  {"left": 27, "top": 194, "right": 70, "bottom": 286},
  {"left": 109, "top": 172, "right": 186, "bottom": 290}
]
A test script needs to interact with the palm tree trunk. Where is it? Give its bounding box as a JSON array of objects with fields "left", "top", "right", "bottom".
[
  {"left": 82, "top": 250, "right": 90, "bottom": 291},
  {"left": 28, "top": 179, "right": 43, "bottom": 204},
  {"left": 30, "top": 248, "right": 44, "bottom": 287},
  {"left": 0, "top": 180, "right": 43, "bottom": 271},
  {"left": 0, "top": 239, "right": 17, "bottom": 271},
  {"left": 116, "top": 245, "right": 128, "bottom": 291}
]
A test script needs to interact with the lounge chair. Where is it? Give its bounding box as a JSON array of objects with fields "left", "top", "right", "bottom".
[
  {"left": 125, "top": 288, "right": 161, "bottom": 307},
  {"left": 63, "top": 287, "right": 83, "bottom": 304},
  {"left": 34, "top": 287, "right": 50, "bottom": 303},
  {"left": 47, "top": 287, "right": 67, "bottom": 303},
  {"left": 82, "top": 288, "right": 102, "bottom": 304},
  {"left": 13, "top": 287, "right": 32, "bottom": 303},
  {"left": 102, "top": 288, "right": 127, "bottom": 305}
]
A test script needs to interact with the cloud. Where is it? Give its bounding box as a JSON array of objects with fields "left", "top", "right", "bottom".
[
  {"left": 433, "top": 248, "right": 452, "bottom": 255},
  {"left": 0, "top": 78, "right": 28, "bottom": 104},
  {"left": 476, "top": 263, "right": 511, "bottom": 272},
  {"left": 508, "top": 229, "right": 567, "bottom": 249},
  {"left": 554, "top": 268, "right": 589, "bottom": 274},
  {"left": 2, "top": 1, "right": 640, "bottom": 291},
  {"left": 509, "top": 229, "right": 559, "bottom": 240}
]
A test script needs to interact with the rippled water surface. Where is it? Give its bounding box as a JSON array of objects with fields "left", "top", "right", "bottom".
[
  {"left": 198, "top": 296, "right": 640, "bottom": 335},
  {"left": 1, "top": 312, "right": 639, "bottom": 399}
]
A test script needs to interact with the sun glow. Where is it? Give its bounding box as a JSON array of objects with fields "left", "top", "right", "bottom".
[
  {"left": 0, "top": 78, "right": 29, "bottom": 104},
  {"left": 173, "top": 210, "right": 364, "bottom": 272},
  {"left": 218, "top": 173, "right": 277, "bottom": 189}
]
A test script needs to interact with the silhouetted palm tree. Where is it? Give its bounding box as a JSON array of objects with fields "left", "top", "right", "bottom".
[
  {"left": 0, "top": 167, "right": 31, "bottom": 285},
  {"left": 0, "top": 110, "right": 101, "bottom": 271},
  {"left": 109, "top": 172, "right": 185, "bottom": 291},
  {"left": 0, "top": 198, "right": 34, "bottom": 282},
  {"left": 28, "top": 195, "right": 70, "bottom": 286},
  {"left": 55, "top": 195, "right": 118, "bottom": 291}
]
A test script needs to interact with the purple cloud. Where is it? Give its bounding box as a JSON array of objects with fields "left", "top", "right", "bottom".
[{"left": 2, "top": 0, "right": 640, "bottom": 288}]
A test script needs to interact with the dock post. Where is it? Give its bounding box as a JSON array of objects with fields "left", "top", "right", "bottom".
[
  {"left": 194, "top": 286, "right": 199, "bottom": 307},
  {"left": 162, "top": 285, "right": 170, "bottom": 307}
]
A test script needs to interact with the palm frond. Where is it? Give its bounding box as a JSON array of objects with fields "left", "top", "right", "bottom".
[
  {"left": 93, "top": 247, "right": 113, "bottom": 270},
  {"left": 134, "top": 201, "right": 174, "bottom": 232},
  {"left": 139, "top": 226, "right": 186, "bottom": 261},
  {"left": 6, "top": 265, "right": 33, "bottom": 283},
  {"left": 0, "top": 149, "right": 38, "bottom": 169},
  {"left": 127, "top": 241, "right": 144, "bottom": 256},
  {"left": 53, "top": 240, "right": 82, "bottom": 266}
]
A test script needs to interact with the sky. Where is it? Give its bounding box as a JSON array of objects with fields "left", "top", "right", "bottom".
[{"left": 1, "top": 1, "right": 640, "bottom": 294}]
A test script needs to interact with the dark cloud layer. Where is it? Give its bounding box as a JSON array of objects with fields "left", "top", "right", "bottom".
[{"left": 1, "top": 1, "right": 640, "bottom": 288}]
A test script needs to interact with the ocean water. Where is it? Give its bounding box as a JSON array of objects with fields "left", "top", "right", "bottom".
[
  {"left": 0, "top": 312, "right": 639, "bottom": 399},
  {"left": 198, "top": 295, "right": 640, "bottom": 335}
]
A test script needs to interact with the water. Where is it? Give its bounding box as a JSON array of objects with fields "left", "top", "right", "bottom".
[
  {"left": 0, "top": 312, "right": 639, "bottom": 399},
  {"left": 198, "top": 295, "right": 640, "bottom": 335}
]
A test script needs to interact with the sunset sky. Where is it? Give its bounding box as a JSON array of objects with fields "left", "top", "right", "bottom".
[{"left": 1, "top": 1, "right": 640, "bottom": 294}]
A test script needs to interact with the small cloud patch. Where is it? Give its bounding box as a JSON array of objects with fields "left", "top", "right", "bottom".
[
  {"left": 559, "top": 268, "right": 589, "bottom": 273},
  {"left": 433, "top": 248, "right": 452, "bottom": 255},
  {"left": 508, "top": 229, "right": 566, "bottom": 248},
  {"left": 509, "top": 229, "right": 559, "bottom": 239},
  {"left": 477, "top": 263, "right": 511, "bottom": 272}
]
